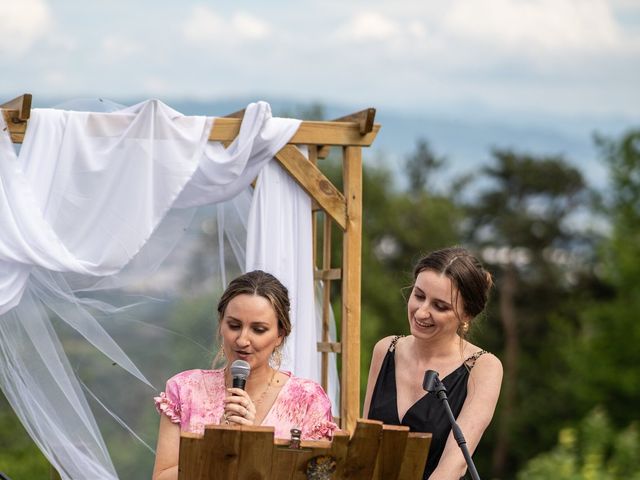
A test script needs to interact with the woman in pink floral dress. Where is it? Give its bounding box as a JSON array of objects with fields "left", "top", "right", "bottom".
[{"left": 152, "top": 270, "right": 337, "bottom": 480}]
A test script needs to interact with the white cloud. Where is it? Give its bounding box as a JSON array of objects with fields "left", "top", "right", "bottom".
[
  {"left": 336, "top": 12, "right": 401, "bottom": 41},
  {"left": 181, "top": 5, "right": 271, "bottom": 44},
  {"left": 442, "top": 0, "right": 621, "bottom": 53},
  {"left": 0, "top": 0, "right": 53, "bottom": 56},
  {"left": 182, "top": 5, "right": 224, "bottom": 43},
  {"left": 101, "top": 35, "right": 144, "bottom": 62},
  {"left": 232, "top": 12, "right": 271, "bottom": 40}
]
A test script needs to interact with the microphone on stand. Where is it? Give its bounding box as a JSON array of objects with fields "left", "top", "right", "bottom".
[
  {"left": 423, "top": 370, "right": 481, "bottom": 480},
  {"left": 230, "top": 359, "right": 251, "bottom": 390}
]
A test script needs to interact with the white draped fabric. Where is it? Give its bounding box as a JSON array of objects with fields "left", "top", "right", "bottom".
[
  {"left": 247, "top": 158, "right": 335, "bottom": 391},
  {"left": 0, "top": 100, "right": 338, "bottom": 478}
]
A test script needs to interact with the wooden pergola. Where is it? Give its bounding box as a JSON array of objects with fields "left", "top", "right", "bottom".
[{"left": 1, "top": 93, "right": 380, "bottom": 434}]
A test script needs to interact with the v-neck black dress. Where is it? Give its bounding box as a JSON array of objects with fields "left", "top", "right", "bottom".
[{"left": 368, "top": 336, "right": 484, "bottom": 479}]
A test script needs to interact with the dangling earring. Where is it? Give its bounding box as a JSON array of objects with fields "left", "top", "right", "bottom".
[
  {"left": 270, "top": 346, "right": 282, "bottom": 370},
  {"left": 459, "top": 321, "right": 470, "bottom": 336},
  {"left": 212, "top": 341, "right": 227, "bottom": 369}
]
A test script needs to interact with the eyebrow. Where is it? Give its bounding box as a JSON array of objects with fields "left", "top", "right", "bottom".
[{"left": 225, "top": 316, "right": 272, "bottom": 326}]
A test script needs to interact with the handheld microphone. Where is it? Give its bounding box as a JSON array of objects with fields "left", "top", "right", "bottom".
[{"left": 230, "top": 359, "right": 250, "bottom": 390}]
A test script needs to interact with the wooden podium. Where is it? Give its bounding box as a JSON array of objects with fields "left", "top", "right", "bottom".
[{"left": 178, "top": 419, "right": 431, "bottom": 480}]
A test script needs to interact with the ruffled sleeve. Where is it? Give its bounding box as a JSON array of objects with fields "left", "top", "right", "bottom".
[
  {"left": 296, "top": 380, "right": 338, "bottom": 440},
  {"left": 154, "top": 377, "right": 182, "bottom": 424}
]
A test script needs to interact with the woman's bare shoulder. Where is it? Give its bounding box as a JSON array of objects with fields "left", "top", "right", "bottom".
[
  {"left": 373, "top": 335, "right": 403, "bottom": 355},
  {"left": 471, "top": 351, "right": 503, "bottom": 379}
]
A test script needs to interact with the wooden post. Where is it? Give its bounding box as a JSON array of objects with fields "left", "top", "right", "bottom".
[{"left": 341, "top": 146, "right": 363, "bottom": 433}]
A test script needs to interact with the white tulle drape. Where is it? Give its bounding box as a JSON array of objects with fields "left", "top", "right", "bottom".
[{"left": 0, "top": 100, "right": 339, "bottom": 479}]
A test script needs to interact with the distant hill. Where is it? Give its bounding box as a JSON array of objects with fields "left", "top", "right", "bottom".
[{"left": 29, "top": 95, "right": 640, "bottom": 192}]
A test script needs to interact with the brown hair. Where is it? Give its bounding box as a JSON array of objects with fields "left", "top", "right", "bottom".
[
  {"left": 413, "top": 246, "right": 493, "bottom": 329},
  {"left": 217, "top": 270, "right": 292, "bottom": 337}
]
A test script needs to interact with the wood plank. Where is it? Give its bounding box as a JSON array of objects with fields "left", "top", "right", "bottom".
[
  {"left": 316, "top": 342, "right": 342, "bottom": 353},
  {"left": 314, "top": 268, "right": 342, "bottom": 281},
  {"left": 178, "top": 433, "right": 206, "bottom": 480},
  {"left": 343, "top": 419, "right": 382, "bottom": 479},
  {"left": 396, "top": 432, "right": 432, "bottom": 480},
  {"left": 328, "top": 430, "right": 350, "bottom": 479},
  {"left": 292, "top": 443, "right": 334, "bottom": 480},
  {"left": 201, "top": 425, "right": 241, "bottom": 479},
  {"left": 317, "top": 145, "right": 332, "bottom": 159},
  {"left": 0, "top": 93, "right": 32, "bottom": 121},
  {"left": 341, "top": 146, "right": 363, "bottom": 433},
  {"left": 373, "top": 425, "right": 409, "bottom": 480},
  {"left": 237, "top": 426, "right": 275, "bottom": 479},
  {"left": 209, "top": 118, "right": 380, "bottom": 146},
  {"left": 3, "top": 106, "right": 380, "bottom": 147},
  {"left": 271, "top": 438, "right": 335, "bottom": 479},
  {"left": 2, "top": 110, "right": 28, "bottom": 143},
  {"left": 270, "top": 444, "right": 299, "bottom": 480},
  {"left": 275, "top": 145, "right": 347, "bottom": 230},
  {"left": 331, "top": 108, "right": 376, "bottom": 135}
]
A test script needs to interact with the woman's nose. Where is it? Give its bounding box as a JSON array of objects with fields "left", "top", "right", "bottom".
[
  {"left": 416, "top": 301, "right": 432, "bottom": 317},
  {"left": 236, "top": 328, "right": 251, "bottom": 346}
]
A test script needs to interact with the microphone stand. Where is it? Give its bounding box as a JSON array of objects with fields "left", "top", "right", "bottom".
[{"left": 423, "top": 370, "right": 481, "bottom": 480}]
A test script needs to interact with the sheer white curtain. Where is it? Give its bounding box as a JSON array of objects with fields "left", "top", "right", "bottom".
[
  {"left": 247, "top": 157, "right": 339, "bottom": 406},
  {"left": 0, "top": 100, "right": 337, "bottom": 479}
]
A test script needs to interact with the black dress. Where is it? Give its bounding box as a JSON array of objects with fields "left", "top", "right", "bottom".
[{"left": 367, "top": 336, "right": 486, "bottom": 479}]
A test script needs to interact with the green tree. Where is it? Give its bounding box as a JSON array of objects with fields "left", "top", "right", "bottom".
[
  {"left": 405, "top": 138, "right": 446, "bottom": 194},
  {"left": 557, "top": 130, "right": 640, "bottom": 430},
  {"left": 517, "top": 408, "right": 640, "bottom": 480},
  {"left": 464, "top": 150, "right": 594, "bottom": 476},
  {"left": 0, "top": 393, "right": 51, "bottom": 479}
]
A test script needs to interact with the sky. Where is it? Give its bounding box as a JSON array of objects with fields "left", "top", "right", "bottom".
[{"left": 1, "top": 0, "right": 639, "bottom": 120}]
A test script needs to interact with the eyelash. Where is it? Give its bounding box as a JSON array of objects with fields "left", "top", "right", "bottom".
[
  {"left": 413, "top": 292, "right": 449, "bottom": 311},
  {"left": 227, "top": 323, "right": 268, "bottom": 334}
]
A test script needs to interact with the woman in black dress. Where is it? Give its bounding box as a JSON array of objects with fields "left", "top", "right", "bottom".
[{"left": 364, "top": 247, "right": 503, "bottom": 479}]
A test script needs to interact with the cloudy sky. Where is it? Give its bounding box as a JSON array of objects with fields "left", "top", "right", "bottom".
[{"left": 1, "top": 0, "right": 639, "bottom": 123}]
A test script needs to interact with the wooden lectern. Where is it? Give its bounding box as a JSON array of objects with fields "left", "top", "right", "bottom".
[{"left": 178, "top": 419, "right": 431, "bottom": 480}]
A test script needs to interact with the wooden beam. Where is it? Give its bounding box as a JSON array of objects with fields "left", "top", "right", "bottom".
[
  {"left": 0, "top": 93, "right": 32, "bottom": 122},
  {"left": 2, "top": 114, "right": 28, "bottom": 143},
  {"left": 316, "top": 108, "right": 377, "bottom": 158},
  {"left": 224, "top": 108, "right": 246, "bottom": 119},
  {"left": 274, "top": 145, "right": 347, "bottom": 230},
  {"left": 314, "top": 268, "right": 342, "bottom": 281},
  {"left": 332, "top": 108, "right": 376, "bottom": 135},
  {"left": 3, "top": 101, "right": 381, "bottom": 147},
  {"left": 210, "top": 118, "right": 380, "bottom": 146},
  {"left": 1, "top": 94, "right": 32, "bottom": 143},
  {"left": 317, "top": 341, "right": 342, "bottom": 353}
]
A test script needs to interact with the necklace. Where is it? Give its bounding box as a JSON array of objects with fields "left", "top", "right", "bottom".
[
  {"left": 224, "top": 367, "right": 278, "bottom": 407},
  {"left": 254, "top": 368, "right": 278, "bottom": 408}
]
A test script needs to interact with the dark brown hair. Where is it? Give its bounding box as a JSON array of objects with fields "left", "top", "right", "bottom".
[
  {"left": 217, "top": 270, "right": 292, "bottom": 337},
  {"left": 413, "top": 246, "right": 493, "bottom": 321}
]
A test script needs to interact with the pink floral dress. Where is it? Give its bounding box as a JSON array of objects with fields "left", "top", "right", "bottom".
[{"left": 154, "top": 369, "right": 337, "bottom": 440}]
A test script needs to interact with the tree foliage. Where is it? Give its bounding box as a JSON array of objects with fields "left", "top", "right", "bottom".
[
  {"left": 555, "top": 130, "right": 640, "bottom": 429},
  {"left": 518, "top": 408, "right": 640, "bottom": 480},
  {"left": 464, "top": 149, "right": 595, "bottom": 476}
]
